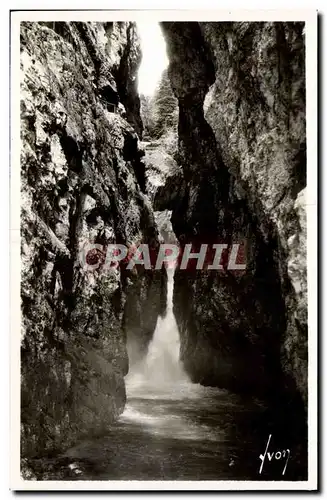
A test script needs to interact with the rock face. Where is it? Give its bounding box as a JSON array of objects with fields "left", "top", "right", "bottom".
[
  {"left": 141, "top": 138, "right": 180, "bottom": 262},
  {"left": 20, "top": 21, "right": 165, "bottom": 457},
  {"left": 161, "top": 22, "right": 307, "bottom": 405}
]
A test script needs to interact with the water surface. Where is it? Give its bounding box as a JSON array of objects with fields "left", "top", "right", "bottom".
[{"left": 30, "top": 268, "right": 307, "bottom": 481}]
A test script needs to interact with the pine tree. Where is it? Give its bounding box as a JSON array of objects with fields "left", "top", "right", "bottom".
[
  {"left": 140, "top": 69, "right": 178, "bottom": 140},
  {"left": 151, "top": 69, "right": 178, "bottom": 137},
  {"left": 140, "top": 93, "right": 156, "bottom": 140}
]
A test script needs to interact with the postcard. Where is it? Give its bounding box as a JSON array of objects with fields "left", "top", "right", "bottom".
[{"left": 10, "top": 8, "right": 318, "bottom": 491}]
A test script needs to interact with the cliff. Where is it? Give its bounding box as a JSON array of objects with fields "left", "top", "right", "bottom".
[
  {"left": 20, "top": 21, "right": 165, "bottom": 457},
  {"left": 160, "top": 22, "right": 307, "bottom": 406},
  {"left": 20, "top": 19, "right": 308, "bottom": 466}
]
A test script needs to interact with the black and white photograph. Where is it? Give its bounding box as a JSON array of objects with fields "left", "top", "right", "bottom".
[{"left": 10, "top": 9, "right": 317, "bottom": 490}]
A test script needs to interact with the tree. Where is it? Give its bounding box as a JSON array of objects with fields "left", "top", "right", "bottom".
[
  {"left": 140, "top": 69, "right": 178, "bottom": 140},
  {"left": 140, "top": 93, "right": 156, "bottom": 140},
  {"left": 152, "top": 69, "right": 178, "bottom": 137}
]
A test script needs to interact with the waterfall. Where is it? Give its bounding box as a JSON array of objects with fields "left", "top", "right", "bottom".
[{"left": 125, "top": 265, "right": 189, "bottom": 395}]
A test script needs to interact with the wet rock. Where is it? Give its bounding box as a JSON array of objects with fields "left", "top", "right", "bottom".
[
  {"left": 161, "top": 22, "right": 307, "bottom": 405},
  {"left": 20, "top": 21, "right": 164, "bottom": 457}
]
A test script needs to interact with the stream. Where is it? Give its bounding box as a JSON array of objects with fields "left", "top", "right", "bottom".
[{"left": 30, "top": 267, "right": 307, "bottom": 481}]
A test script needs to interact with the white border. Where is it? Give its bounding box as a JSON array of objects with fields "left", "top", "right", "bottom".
[{"left": 10, "top": 9, "right": 318, "bottom": 491}]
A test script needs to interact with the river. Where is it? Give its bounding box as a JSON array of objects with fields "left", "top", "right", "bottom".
[
  {"left": 57, "top": 267, "right": 307, "bottom": 482},
  {"left": 30, "top": 267, "right": 307, "bottom": 481}
]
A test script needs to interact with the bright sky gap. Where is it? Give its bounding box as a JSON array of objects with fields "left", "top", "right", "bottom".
[{"left": 137, "top": 21, "right": 169, "bottom": 96}]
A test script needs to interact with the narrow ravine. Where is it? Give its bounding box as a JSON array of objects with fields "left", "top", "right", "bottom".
[
  {"left": 51, "top": 266, "right": 305, "bottom": 481},
  {"left": 20, "top": 20, "right": 308, "bottom": 483},
  {"left": 21, "top": 260, "right": 307, "bottom": 481},
  {"left": 60, "top": 266, "right": 266, "bottom": 480}
]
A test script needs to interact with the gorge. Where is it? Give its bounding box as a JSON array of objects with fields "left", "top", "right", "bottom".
[{"left": 20, "top": 20, "right": 307, "bottom": 481}]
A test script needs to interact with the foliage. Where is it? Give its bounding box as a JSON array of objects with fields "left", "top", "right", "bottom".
[{"left": 140, "top": 68, "right": 178, "bottom": 140}]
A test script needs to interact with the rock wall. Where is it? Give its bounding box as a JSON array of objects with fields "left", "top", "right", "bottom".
[
  {"left": 20, "top": 21, "right": 165, "bottom": 457},
  {"left": 161, "top": 22, "right": 307, "bottom": 405}
]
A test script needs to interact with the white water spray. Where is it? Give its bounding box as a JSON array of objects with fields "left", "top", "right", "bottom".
[
  {"left": 120, "top": 266, "right": 228, "bottom": 444},
  {"left": 125, "top": 265, "right": 189, "bottom": 396}
]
